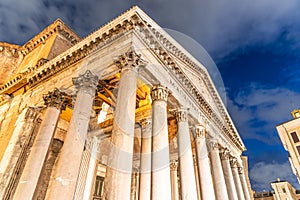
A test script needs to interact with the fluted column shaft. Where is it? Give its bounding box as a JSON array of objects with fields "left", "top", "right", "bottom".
[
  {"left": 82, "top": 137, "right": 99, "bottom": 200},
  {"left": 151, "top": 85, "right": 172, "bottom": 200},
  {"left": 170, "top": 161, "right": 179, "bottom": 200},
  {"left": 208, "top": 141, "right": 229, "bottom": 200},
  {"left": 238, "top": 167, "right": 251, "bottom": 200},
  {"left": 175, "top": 109, "right": 197, "bottom": 200},
  {"left": 194, "top": 126, "right": 215, "bottom": 200},
  {"left": 14, "top": 89, "right": 69, "bottom": 200},
  {"left": 231, "top": 159, "right": 245, "bottom": 200},
  {"left": 193, "top": 155, "right": 202, "bottom": 200},
  {"left": 103, "top": 50, "right": 146, "bottom": 200},
  {"left": 220, "top": 149, "right": 238, "bottom": 200},
  {"left": 139, "top": 119, "right": 152, "bottom": 200},
  {"left": 46, "top": 70, "right": 98, "bottom": 199}
]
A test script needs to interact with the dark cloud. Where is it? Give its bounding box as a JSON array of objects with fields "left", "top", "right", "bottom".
[{"left": 1, "top": 0, "right": 300, "bottom": 59}]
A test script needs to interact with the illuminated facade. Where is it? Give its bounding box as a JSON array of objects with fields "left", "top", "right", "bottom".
[
  {"left": 0, "top": 6, "right": 252, "bottom": 200},
  {"left": 276, "top": 110, "right": 300, "bottom": 184}
]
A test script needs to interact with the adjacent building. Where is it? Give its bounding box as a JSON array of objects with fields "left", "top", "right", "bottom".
[
  {"left": 0, "top": 6, "right": 253, "bottom": 200},
  {"left": 276, "top": 110, "right": 300, "bottom": 184},
  {"left": 254, "top": 179, "right": 300, "bottom": 200}
]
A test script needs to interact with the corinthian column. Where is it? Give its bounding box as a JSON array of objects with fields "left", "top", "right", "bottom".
[
  {"left": 220, "top": 149, "right": 238, "bottom": 200},
  {"left": 208, "top": 141, "right": 229, "bottom": 200},
  {"left": 230, "top": 158, "right": 245, "bottom": 200},
  {"left": 14, "top": 89, "right": 69, "bottom": 200},
  {"left": 139, "top": 118, "right": 152, "bottom": 200},
  {"left": 194, "top": 125, "right": 215, "bottom": 200},
  {"left": 46, "top": 70, "right": 98, "bottom": 199},
  {"left": 103, "top": 50, "right": 147, "bottom": 200},
  {"left": 151, "top": 85, "right": 172, "bottom": 200},
  {"left": 175, "top": 108, "right": 197, "bottom": 200},
  {"left": 238, "top": 166, "right": 251, "bottom": 200},
  {"left": 170, "top": 161, "right": 179, "bottom": 200}
]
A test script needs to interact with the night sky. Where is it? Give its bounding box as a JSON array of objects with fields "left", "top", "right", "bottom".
[{"left": 1, "top": 0, "right": 300, "bottom": 191}]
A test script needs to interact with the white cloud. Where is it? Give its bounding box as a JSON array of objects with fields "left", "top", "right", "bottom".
[
  {"left": 227, "top": 84, "right": 300, "bottom": 144},
  {"left": 250, "top": 161, "right": 299, "bottom": 191}
]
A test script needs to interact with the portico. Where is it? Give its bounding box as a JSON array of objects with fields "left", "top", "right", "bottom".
[{"left": 0, "top": 6, "right": 252, "bottom": 200}]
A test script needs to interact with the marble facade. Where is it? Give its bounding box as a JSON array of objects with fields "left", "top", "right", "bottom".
[{"left": 0, "top": 6, "right": 252, "bottom": 200}]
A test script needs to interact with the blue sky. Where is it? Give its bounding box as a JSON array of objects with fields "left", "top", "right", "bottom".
[{"left": 1, "top": 0, "right": 300, "bottom": 191}]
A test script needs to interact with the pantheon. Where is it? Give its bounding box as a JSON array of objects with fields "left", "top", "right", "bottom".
[{"left": 0, "top": 6, "right": 253, "bottom": 200}]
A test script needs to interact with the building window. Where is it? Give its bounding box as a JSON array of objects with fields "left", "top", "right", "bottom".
[
  {"left": 291, "top": 132, "right": 299, "bottom": 143},
  {"left": 282, "top": 187, "right": 286, "bottom": 193},
  {"left": 93, "top": 176, "right": 104, "bottom": 200},
  {"left": 297, "top": 146, "right": 300, "bottom": 156}
]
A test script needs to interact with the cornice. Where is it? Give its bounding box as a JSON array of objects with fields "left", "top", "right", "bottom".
[
  {"left": 0, "top": 42, "right": 23, "bottom": 58},
  {"left": 21, "top": 19, "right": 81, "bottom": 56}
]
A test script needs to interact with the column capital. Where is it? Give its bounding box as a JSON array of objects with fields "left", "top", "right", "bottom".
[
  {"left": 195, "top": 125, "right": 206, "bottom": 138},
  {"left": 170, "top": 160, "right": 178, "bottom": 171},
  {"left": 207, "top": 140, "right": 219, "bottom": 152},
  {"left": 43, "top": 88, "right": 69, "bottom": 111},
  {"left": 151, "top": 85, "right": 170, "bottom": 102},
  {"left": 114, "top": 49, "right": 147, "bottom": 71},
  {"left": 174, "top": 108, "right": 188, "bottom": 122},
  {"left": 220, "top": 148, "right": 231, "bottom": 160},
  {"left": 25, "top": 107, "right": 42, "bottom": 122},
  {"left": 72, "top": 70, "right": 99, "bottom": 96},
  {"left": 139, "top": 118, "right": 152, "bottom": 128},
  {"left": 230, "top": 157, "right": 238, "bottom": 168},
  {"left": 238, "top": 166, "right": 244, "bottom": 174}
]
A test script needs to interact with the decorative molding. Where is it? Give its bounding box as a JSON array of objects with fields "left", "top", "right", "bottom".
[
  {"left": 151, "top": 85, "right": 170, "bottom": 102},
  {"left": 195, "top": 125, "right": 206, "bottom": 138},
  {"left": 73, "top": 70, "right": 99, "bottom": 96},
  {"left": 170, "top": 160, "right": 178, "bottom": 171},
  {"left": 43, "top": 88, "right": 70, "bottom": 110},
  {"left": 114, "top": 49, "right": 147, "bottom": 71},
  {"left": 174, "top": 108, "right": 188, "bottom": 122}
]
